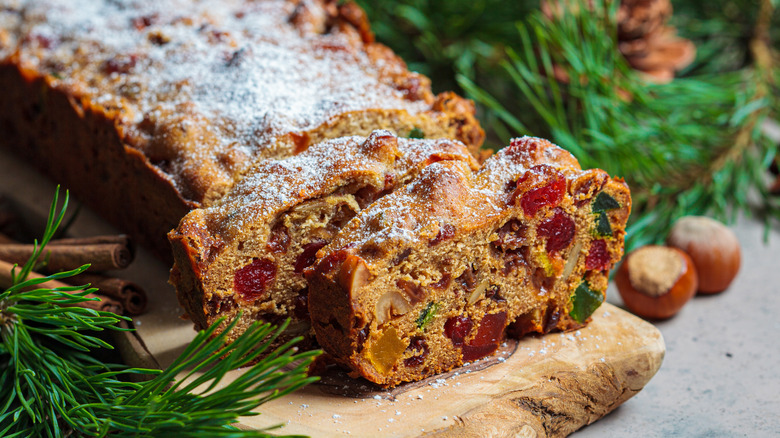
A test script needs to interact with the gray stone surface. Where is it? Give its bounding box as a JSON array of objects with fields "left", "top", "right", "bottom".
[
  {"left": 575, "top": 216, "right": 780, "bottom": 437},
  {"left": 2, "top": 146, "right": 778, "bottom": 436}
]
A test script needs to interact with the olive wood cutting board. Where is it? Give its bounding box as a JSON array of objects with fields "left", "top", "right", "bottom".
[
  {"left": 227, "top": 303, "right": 665, "bottom": 437},
  {"left": 127, "top": 293, "right": 664, "bottom": 437},
  {"left": 0, "top": 148, "right": 665, "bottom": 438}
]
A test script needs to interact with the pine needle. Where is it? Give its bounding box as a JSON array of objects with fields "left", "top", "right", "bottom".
[
  {"left": 360, "top": 0, "right": 779, "bottom": 251},
  {"left": 0, "top": 187, "right": 320, "bottom": 437}
]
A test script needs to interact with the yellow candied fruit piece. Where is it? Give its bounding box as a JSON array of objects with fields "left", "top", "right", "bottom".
[
  {"left": 367, "top": 327, "right": 407, "bottom": 374},
  {"left": 532, "top": 246, "right": 564, "bottom": 277}
]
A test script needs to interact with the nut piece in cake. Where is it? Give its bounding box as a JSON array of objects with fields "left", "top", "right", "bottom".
[
  {"left": 307, "top": 137, "right": 631, "bottom": 387},
  {"left": 169, "top": 130, "right": 478, "bottom": 350}
]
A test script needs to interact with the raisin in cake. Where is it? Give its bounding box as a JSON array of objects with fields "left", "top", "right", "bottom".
[
  {"left": 0, "top": 0, "right": 484, "bottom": 259},
  {"left": 169, "top": 130, "right": 478, "bottom": 348},
  {"left": 306, "top": 137, "right": 631, "bottom": 387}
]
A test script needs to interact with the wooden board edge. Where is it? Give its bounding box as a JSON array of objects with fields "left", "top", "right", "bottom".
[{"left": 426, "top": 307, "right": 665, "bottom": 437}]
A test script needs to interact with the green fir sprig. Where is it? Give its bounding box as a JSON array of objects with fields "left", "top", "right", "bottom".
[
  {"left": 359, "top": 0, "right": 779, "bottom": 250},
  {"left": 0, "top": 188, "right": 319, "bottom": 437}
]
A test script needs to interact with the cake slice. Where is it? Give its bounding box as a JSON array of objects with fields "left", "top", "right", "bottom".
[
  {"left": 306, "top": 137, "right": 631, "bottom": 387},
  {"left": 169, "top": 130, "right": 478, "bottom": 348},
  {"left": 0, "top": 0, "right": 484, "bottom": 259}
]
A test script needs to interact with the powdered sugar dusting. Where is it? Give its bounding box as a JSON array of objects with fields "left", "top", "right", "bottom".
[
  {"left": 321, "top": 136, "right": 590, "bottom": 258},
  {"left": 326, "top": 160, "right": 501, "bottom": 252},
  {"left": 208, "top": 135, "right": 367, "bottom": 238},
  {"left": 4, "top": 0, "right": 429, "bottom": 200},
  {"left": 198, "top": 132, "right": 474, "bottom": 242}
]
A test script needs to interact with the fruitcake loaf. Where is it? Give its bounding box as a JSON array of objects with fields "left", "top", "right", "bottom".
[
  {"left": 169, "top": 130, "right": 478, "bottom": 349},
  {"left": 0, "top": 0, "right": 483, "bottom": 260},
  {"left": 307, "top": 137, "right": 631, "bottom": 387}
]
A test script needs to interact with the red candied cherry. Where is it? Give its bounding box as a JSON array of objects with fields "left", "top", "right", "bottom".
[
  {"left": 444, "top": 315, "right": 473, "bottom": 347},
  {"left": 510, "top": 165, "right": 566, "bottom": 217},
  {"left": 403, "top": 336, "right": 430, "bottom": 367},
  {"left": 234, "top": 258, "right": 277, "bottom": 301},
  {"left": 537, "top": 208, "right": 575, "bottom": 252},
  {"left": 585, "top": 239, "right": 610, "bottom": 271},
  {"left": 308, "top": 248, "right": 350, "bottom": 277},
  {"left": 461, "top": 311, "right": 507, "bottom": 362}
]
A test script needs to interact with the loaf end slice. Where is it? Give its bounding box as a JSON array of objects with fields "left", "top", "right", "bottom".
[{"left": 307, "top": 137, "right": 631, "bottom": 387}]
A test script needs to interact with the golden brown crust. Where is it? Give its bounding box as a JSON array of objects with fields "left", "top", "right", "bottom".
[
  {"left": 0, "top": 0, "right": 484, "bottom": 261},
  {"left": 307, "top": 137, "right": 631, "bottom": 387},
  {"left": 0, "top": 63, "right": 197, "bottom": 260},
  {"left": 169, "top": 131, "right": 478, "bottom": 347}
]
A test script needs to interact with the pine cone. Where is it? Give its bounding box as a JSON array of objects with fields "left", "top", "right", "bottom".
[
  {"left": 620, "top": 27, "right": 696, "bottom": 83},
  {"left": 617, "top": 0, "right": 672, "bottom": 41},
  {"left": 616, "top": 0, "right": 695, "bottom": 83},
  {"left": 542, "top": 0, "right": 696, "bottom": 83}
]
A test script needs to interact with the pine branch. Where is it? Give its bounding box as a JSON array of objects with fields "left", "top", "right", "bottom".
[
  {"left": 360, "top": 0, "right": 779, "bottom": 251},
  {"left": 455, "top": 0, "right": 778, "bottom": 250},
  {"left": 0, "top": 188, "right": 319, "bottom": 437},
  {"left": 356, "top": 0, "right": 540, "bottom": 94}
]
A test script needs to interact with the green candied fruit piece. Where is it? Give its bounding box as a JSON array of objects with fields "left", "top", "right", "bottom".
[
  {"left": 592, "top": 192, "right": 620, "bottom": 213},
  {"left": 408, "top": 127, "right": 425, "bottom": 139},
  {"left": 569, "top": 281, "right": 604, "bottom": 323},
  {"left": 416, "top": 301, "right": 440, "bottom": 330},
  {"left": 594, "top": 211, "right": 612, "bottom": 237}
]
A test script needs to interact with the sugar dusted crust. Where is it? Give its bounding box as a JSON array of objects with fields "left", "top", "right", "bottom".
[
  {"left": 169, "top": 131, "right": 478, "bottom": 349},
  {"left": 0, "top": 0, "right": 483, "bottom": 258},
  {"left": 2, "top": 0, "right": 633, "bottom": 388},
  {"left": 307, "top": 137, "right": 631, "bottom": 387}
]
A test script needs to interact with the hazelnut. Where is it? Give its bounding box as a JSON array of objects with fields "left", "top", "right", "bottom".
[
  {"left": 615, "top": 245, "right": 698, "bottom": 319},
  {"left": 374, "top": 291, "right": 412, "bottom": 326},
  {"left": 666, "top": 216, "right": 741, "bottom": 294},
  {"left": 338, "top": 254, "right": 370, "bottom": 294}
]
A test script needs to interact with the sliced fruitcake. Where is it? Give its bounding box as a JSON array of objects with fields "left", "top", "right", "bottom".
[
  {"left": 169, "top": 130, "right": 478, "bottom": 349},
  {"left": 306, "top": 136, "right": 631, "bottom": 387}
]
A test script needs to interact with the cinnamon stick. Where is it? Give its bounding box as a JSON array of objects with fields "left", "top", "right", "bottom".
[
  {"left": 0, "top": 242, "right": 132, "bottom": 272},
  {"left": 49, "top": 234, "right": 135, "bottom": 258},
  {"left": 64, "top": 273, "right": 148, "bottom": 316},
  {"left": 0, "top": 258, "right": 68, "bottom": 290},
  {"left": 0, "top": 259, "right": 124, "bottom": 314}
]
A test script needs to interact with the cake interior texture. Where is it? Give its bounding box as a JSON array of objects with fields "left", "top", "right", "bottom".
[
  {"left": 0, "top": 0, "right": 483, "bottom": 259},
  {"left": 169, "top": 131, "right": 479, "bottom": 349},
  {"left": 307, "top": 137, "right": 631, "bottom": 386},
  {"left": 1, "top": 0, "right": 633, "bottom": 388}
]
